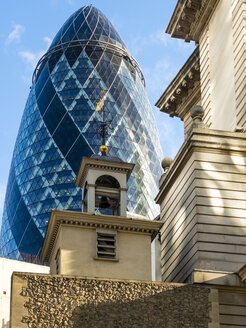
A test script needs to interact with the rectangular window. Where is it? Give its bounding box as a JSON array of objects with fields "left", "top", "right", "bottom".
[
  {"left": 96, "top": 230, "right": 116, "bottom": 260},
  {"left": 55, "top": 248, "right": 60, "bottom": 274}
]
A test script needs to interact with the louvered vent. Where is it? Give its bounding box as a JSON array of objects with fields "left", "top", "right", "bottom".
[{"left": 97, "top": 232, "right": 116, "bottom": 259}]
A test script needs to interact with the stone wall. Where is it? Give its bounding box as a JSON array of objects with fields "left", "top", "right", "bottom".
[
  {"left": 11, "top": 273, "right": 212, "bottom": 328},
  {"left": 199, "top": 0, "right": 236, "bottom": 131},
  {"left": 156, "top": 129, "right": 246, "bottom": 283}
]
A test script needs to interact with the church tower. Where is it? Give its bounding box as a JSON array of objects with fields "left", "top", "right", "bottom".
[{"left": 40, "top": 140, "right": 161, "bottom": 280}]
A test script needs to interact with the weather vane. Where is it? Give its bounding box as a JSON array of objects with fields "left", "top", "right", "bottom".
[{"left": 95, "top": 89, "right": 111, "bottom": 156}]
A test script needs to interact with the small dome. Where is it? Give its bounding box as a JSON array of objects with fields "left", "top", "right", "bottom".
[
  {"left": 190, "top": 105, "right": 204, "bottom": 119},
  {"left": 161, "top": 157, "right": 173, "bottom": 171}
]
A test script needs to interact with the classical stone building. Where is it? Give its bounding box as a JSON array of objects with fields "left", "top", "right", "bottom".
[
  {"left": 156, "top": 0, "right": 246, "bottom": 326},
  {"left": 157, "top": 0, "right": 246, "bottom": 134}
]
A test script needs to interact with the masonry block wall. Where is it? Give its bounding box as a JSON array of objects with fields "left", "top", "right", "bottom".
[{"left": 11, "top": 273, "right": 212, "bottom": 328}]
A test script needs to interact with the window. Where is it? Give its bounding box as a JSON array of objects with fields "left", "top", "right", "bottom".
[
  {"left": 55, "top": 248, "right": 60, "bottom": 274},
  {"left": 95, "top": 175, "right": 121, "bottom": 216},
  {"left": 96, "top": 230, "right": 116, "bottom": 260}
]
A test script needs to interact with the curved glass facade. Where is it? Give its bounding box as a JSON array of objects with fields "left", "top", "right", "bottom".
[{"left": 0, "top": 5, "right": 163, "bottom": 256}]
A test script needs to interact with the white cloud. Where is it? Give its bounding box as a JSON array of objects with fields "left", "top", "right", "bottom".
[
  {"left": 18, "top": 36, "right": 52, "bottom": 70},
  {"left": 19, "top": 50, "right": 44, "bottom": 69},
  {"left": 43, "top": 36, "right": 52, "bottom": 48},
  {"left": 6, "top": 24, "right": 25, "bottom": 45},
  {"left": 51, "top": 0, "right": 73, "bottom": 5}
]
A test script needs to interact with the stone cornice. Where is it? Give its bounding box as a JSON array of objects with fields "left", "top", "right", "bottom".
[
  {"left": 75, "top": 157, "right": 135, "bottom": 188},
  {"left": 239, "top": 265, "right": 246, "bottom": 283},
  {"left": 155, "top": 47, "right": 200, "bottom": 120},
  {"left": 40, "top": 210, "right": 163, "bottom": 262},
  {"left": 155, "top": 128, "right": 246, "bottom": 204},
  {"left": 166, "top": 0, "right": 219, "bottom": 42}
]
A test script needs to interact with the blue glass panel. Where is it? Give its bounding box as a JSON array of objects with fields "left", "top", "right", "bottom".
[
  {"left": 36, "top": 78, "right": 56, "bottom": 115},
  {"left": 77, "top": 21, "right": 92, "bottom": 40},
  {"left": 18, "top": 218, "right": 43, "bottom": 254},
  {"left": 62, "top": 23, "right": 75, "bottom": 43},
  {"left": 48, "top": 50, "right": 63, "bottom": 74},
  {"left": 53, "top": 113, "right": 80, "bottom": 156},
  {"left": 74, "top": 10, "right": 86, "bottom": 31},
  {"left": 35, "top": 64, "right": 50, "bottom": 98},
  {"left": 43, "top": 94, "right": 66, "bottom": 134},
  {"left": 35, "top": 59, "right": 48, "bottom": 84},
  {"left": 66, "top": 135, "right": 92, "bottom": 174},
  {"left": 65, "top": 46, "right": 82, "bottom": 67}
]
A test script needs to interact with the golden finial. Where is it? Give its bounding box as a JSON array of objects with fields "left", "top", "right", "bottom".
[{"left": 100, "top": 145, "right": 108, "bottom": 154}]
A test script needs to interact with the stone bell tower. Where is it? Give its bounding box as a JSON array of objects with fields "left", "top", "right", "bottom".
[
  {"left": 40, "top": 147, "right": 162, "bottom": 281},
  {"left": 75, "top": 155, "right": 134, "bottom": 217}
]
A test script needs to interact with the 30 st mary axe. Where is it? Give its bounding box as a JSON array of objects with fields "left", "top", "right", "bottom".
[{"left": 0, "top": 6, "right": 163, "bottom": 255}]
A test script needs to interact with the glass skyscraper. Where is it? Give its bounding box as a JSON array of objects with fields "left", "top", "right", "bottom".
[{"left": 0, "top": 5, "right": 163, "bottom": 256}]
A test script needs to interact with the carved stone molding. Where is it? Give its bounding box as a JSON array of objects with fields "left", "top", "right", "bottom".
[
  {"left": 75, "top": 157, "right": 135, "bottom": 188},
  {"left": 40, "top": 209, "right": 162, "bottom": 262},
  {"left": 166, "top": 0, "right": 219, "bottom": 42},
  {"left": 155, "top": 47, "right": 200, "bottom": 120}
]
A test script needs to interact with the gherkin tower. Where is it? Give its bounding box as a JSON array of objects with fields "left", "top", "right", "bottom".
[{"left": 0, "top": 6, "right": 163, "bottom": 256}]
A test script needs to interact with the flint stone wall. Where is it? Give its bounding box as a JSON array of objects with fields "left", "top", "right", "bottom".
[{"left": 11, "top": 273, "right": 211, "bottom": 328}]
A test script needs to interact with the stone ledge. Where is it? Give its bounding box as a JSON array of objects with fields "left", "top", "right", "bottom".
[
  {"left": 193, "top": 270, "right": 246, "bottom": 287},
  {"left": 40, "top": 209, "right": 163, "bottom": 262},
  {"left": 166, "top": 0, "right": 219, "bottom": 42},
  {"left": 156, "top": 128, "right": 246, "bottom": 203}
]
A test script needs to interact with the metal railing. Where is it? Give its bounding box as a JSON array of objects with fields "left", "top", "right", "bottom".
[
  {"left": 0, "top": 249, "right": 49, "bottom": 266},
  {"left": 32, "top": 39, "right": 146, "bottom": 87}
]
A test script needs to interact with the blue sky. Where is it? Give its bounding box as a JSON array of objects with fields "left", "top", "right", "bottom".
[{"left": 0, "top": 0, "right": 195, "bottom": 218}]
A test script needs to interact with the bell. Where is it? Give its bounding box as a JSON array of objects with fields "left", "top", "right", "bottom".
[{"left": 99, "top": 196, "right": 110, "bottom": 209}]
